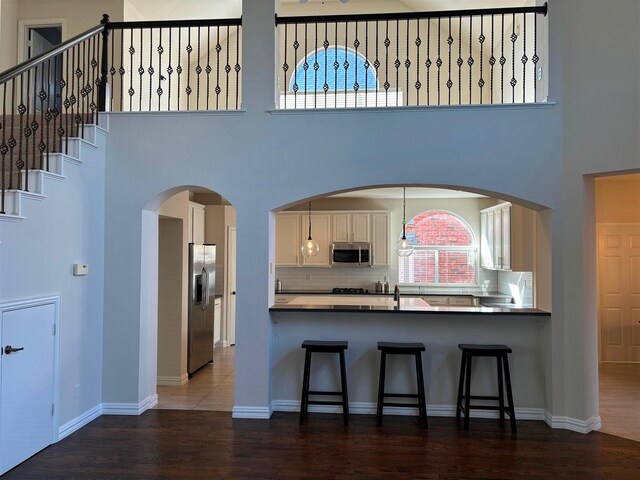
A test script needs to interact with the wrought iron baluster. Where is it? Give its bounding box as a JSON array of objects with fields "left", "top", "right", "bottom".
[
  {"left": 44, "top": 58, "right": 52, "bottom": 171},
  {"left": 80, "top": 38, "right": 86, "bottom": 137},
  {"left": 168, "top": 28, "right": 173, "bottom": 110},
  {"left": 364, "top": 21, "right": 369, "bottom": 107},
  {"left": 500, "top": 14, "right": 505, "bottom": 104},
  {"left": 322, "top": 22, "right": 328, "bottom": 107},
  {"left": 447, "top": 17, "right": 452, "bottom": 105},
  {"left": 468, "top": 15, "right": 473, "bottom": 104},
  {"left": 384, "top": 20, "right": 390, "bottom": 107},
  {"left": 9, "top": 79, "right": 16, "bottom": 190},
  {"left": 139, "top": 28, "right": 144, "bottom": 111},
  {"left": 110, "top": 27, "right": 115, "bottom": 112},
  {"left": 395, "top": 19, "right": 399, "bottom": 106},
  {"left": 18, "top": 73, "right": 26, "bottom": 191},
  {"left": 186, "top": 27, "right": 192, "bottom": 111},
  {"left": 314, "top": 22, "right": 318, "bottom": 109},
  {"left": 415, "top": 19, "right": 420, "bottom": 106},
  {"left": 206, "top": 26, "right": 211, "bottom": 110},
  {"left": 533, "top": 13, "right": 539, "bottom": 102},
  {"left": 37, "top": 62, "right": 44, "bottom": 169},
  {"left": 24, "top": 69, "right": 31, "bottom": 185},
  {"left": 479, "top": 15, "right": 485, "bottom": 104},
  {"left": 149, "top": 28, "right": 154, "bottom": 112},
  {"left": 437, "top": 18, "right": 441, "bottom": 105},
  {"left": 304, "top": 23, "right": 308, "bottom": 109},
  {"left": 282, "top": 25, "right": 288, "bottom": 109},
  {"left": 293, "top": 24, "right": 299, "bottom": 108},
  {"left": 511, "top": 13, "right": 517, "bottom": 103},
  {"left": 235, "top": 25, "right": 241, "bottom": 110},
  {"left": 215, "top": 26, "right": 220, "bottom": 110},
  {"left": 405, "top": 19, "right": 409, "bottom": 107},
  {"left": 522, "top": 13, "right": 527, "bottom": 103},
  {"left": 426, "top": 19, "right": 430, "bottom": 106},
  {"left": 0, "top": 83, "right": 6, "bottom": 212},
  {"left": 129, "top": 28, "right": 134, "bottom": 112},
  {"left": 177, "top": 28, "right": 181, "bottom": 111},
  {"left": 158, "top": 27, "right": 163, "bottom": 111},
  {"left": 344, "top": 23, "right": 348, "bottom": 107},
  {"left": 120, "top": 29, "right": 125, "bottom": 112},
  {"left": 91, "top": 34, "right": 98, "bottom": 124},
  {"left": 490, "top": 15, "right": 495, "bottom": 104},
  {"left": 225, "top": 25, "right": 230, "bottom": 110},
  {"left": 196, "top": 26, "right": 201, "bottom": 111},
  {"left": 354, "top": 21, "right": 359, "bottom": 107},
  {"left": 63, "top": 48, "right": 70, "bottom": 153}
]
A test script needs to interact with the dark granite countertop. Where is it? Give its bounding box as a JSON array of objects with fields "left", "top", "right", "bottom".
[{"left": 270, "top": 303, "right": 550, "bottom": 316}]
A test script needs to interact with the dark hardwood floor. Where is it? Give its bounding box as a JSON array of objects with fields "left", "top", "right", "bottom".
[{"left": 5, "top": 411, "right": 640, "bottom": 479}]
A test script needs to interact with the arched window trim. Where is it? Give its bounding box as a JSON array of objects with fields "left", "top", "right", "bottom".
[
  {"left": 398, "top": 209, "right": 478, "bottom": 287},
  {"left": 288, "top": 46, "right": 379, "bottom": 92}
]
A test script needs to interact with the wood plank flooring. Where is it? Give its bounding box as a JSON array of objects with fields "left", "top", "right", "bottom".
[
  {"left": 599, "top": 363, "right": 640, "bottom": 442},
  {"left": 155, "top": 346, "right": 234, "bottom": 411},
  {"left": 4, "top": 411, "right": 639, "bottom": 479}
]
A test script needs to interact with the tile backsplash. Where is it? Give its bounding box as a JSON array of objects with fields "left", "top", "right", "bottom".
[
  {"left": 275, "top": 266, "right": 499, "bottom": 294},
  {"left": 497, "top": 271, "right": 534, "bottom": 307}
]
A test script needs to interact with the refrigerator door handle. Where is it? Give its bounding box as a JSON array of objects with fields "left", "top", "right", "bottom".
[{"left": 201, "top": 267, "right": 210, "bottom": 311}]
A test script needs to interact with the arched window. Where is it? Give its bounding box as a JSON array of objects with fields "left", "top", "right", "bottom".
[
  {"left": 289, "top": 48, "right": 378, "bottom": 92},
  {"left": 398, "top": 211, "right": 477, "bottom": 285}
]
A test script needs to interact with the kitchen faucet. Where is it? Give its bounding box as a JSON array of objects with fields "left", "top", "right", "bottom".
[{"left": 394, "top": 285, "right": 401, "bottom": 309}]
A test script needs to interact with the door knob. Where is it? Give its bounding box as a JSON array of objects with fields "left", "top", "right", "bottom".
[
  {"left": 4, "top": 345, "right": 25, "bottom": 355},
  {"left": 231, "top": 291, "right": 236, "bottom": 296}
]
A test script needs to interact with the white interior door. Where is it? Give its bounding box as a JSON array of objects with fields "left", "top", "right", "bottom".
[
  {"left": 226, "top": 226, "right": 237, "bottom": 346},
  {"left": 1, "top": 302, "right": 57, "bottom": 475},
  {"left": 599, "top": 224, "right": 640, "bottom": 362}
]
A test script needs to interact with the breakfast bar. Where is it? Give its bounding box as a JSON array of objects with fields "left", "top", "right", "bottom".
[{"left": 269, "top": 297, "right": 550, "bottom": 422}]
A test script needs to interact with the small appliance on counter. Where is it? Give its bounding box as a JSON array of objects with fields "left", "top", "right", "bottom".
[
  {"left": 375, "top": 281, "right": 382, "bottom": 293},
  {"left": 275, "top": 278, "right": 283, "bottom": 293},
  {"left": 383, "top": 277, "right": 390, "bottom": 294},
  {"left": 332, "top": 287, "right": 368, "bottom": 294}
]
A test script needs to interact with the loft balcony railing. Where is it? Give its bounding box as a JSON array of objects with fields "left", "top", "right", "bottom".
[
  {"left": 0, "top": 15, "right": 242, "bottom": 214},
  {"left": 276, "top": 4, "right": 548, "bottom": 109}
]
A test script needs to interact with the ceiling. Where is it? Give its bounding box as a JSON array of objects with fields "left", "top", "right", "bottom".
[{"left": 126, "top": 0, "right": 535, "bottom": 20}]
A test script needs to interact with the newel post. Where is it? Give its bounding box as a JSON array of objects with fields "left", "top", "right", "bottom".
[{"left": 98, "top": 13, "right": 110, "bottom": 112}]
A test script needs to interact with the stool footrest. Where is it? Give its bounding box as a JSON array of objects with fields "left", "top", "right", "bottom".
[
  {"left": 308, "top": 390, "right": 343, "bottom": 396},
  {"left": 383, "top": 402, "right": 422, "bottom": 408},
  {"left": 462, "top": 395, "right": 501, "bottom": 401},
  {"left": 463, "top": 405, "right": 512, "bottom": 411},
  {"left": 307, "top": 400, "right": 345, "bottom": 406},
  {"left": 383, "top": 393, "right": 419, "bottom": 398}
]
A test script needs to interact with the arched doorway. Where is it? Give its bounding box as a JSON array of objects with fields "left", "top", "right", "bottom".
[{"left": 143, "top": 186, "right": 237, "bottom": 412}]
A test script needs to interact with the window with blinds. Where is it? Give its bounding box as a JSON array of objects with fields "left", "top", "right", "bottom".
[{"left": 398, "top": 211, "right": 477, "bottom": 285}]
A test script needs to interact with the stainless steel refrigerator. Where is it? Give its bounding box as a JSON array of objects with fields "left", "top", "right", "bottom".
[{"left": 188, "top": 243, "right": 216, "bottom": 377}]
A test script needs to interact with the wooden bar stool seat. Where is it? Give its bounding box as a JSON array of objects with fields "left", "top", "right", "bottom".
[
  {"left": 299, "top": 340, "right": 349, "bottom": 426},
  {"left": 376, "top": 342, "right": 428, "bottom": 428},
  {"left": 456, "top": 344, "right": 517, "bottom": 432}
]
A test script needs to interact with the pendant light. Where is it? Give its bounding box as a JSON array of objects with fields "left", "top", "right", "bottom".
[
  {"left": 301, "top": 201, "right": 320, "bottom": 257},
  {"left": 395, "top": 187, "right": 414, "bottom": 257}
]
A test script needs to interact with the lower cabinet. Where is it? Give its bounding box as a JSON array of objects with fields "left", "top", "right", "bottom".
[{"left": 422, "top": 296, "right": 477, "bottom": 307}]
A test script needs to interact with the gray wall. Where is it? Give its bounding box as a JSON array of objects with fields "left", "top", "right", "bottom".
[{"left": 0, "top": 133, "right": 106, "bottom": 427}]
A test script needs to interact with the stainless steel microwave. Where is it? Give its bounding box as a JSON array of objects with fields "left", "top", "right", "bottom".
[{"left": 331, "top": 242, "right": 372, "bottom": 267}]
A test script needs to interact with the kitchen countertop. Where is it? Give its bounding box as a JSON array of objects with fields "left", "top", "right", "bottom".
[
  {"left": 276, "top": 290, "right": 513, "bottom": 299},
  {"left": 270, "top": 296, "right": 549, "bottom": 316}
]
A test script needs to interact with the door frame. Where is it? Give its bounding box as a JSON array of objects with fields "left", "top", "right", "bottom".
[
  {"left": 0, "top": 295, "right": 61, "bottom": 443},
  {"left": 224, "top": 226, "right": 236, "bottom": 346},
  {"left": 18, "top": 19, "right": 67, "bottom": 62}
]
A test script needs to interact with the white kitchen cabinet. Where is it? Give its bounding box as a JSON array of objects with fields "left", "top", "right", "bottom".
[
  {"left": 371, "top": 213, "right": 390, "bottom": 267},
  {"left": 275, "top": 214, "right": 301, "bottom": 266},
  {"left": 213, "top": 298, "right": 222, "bottom": 347},
  {"left": 331, "top": 213, "right": 370, "bottom": 243},
  {"left": 188, "top": 202, "right": 205, "bottom": 244},
  {"left": 480, "top": 203, "right": 534, "bottom": 271},
  {"left": 301, "top": 214, "right": 332, "bottom": 266}
]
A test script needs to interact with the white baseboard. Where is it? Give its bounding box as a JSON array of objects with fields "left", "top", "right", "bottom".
[
  {"left": 57, "top": 404, "right": 102, "bottom": 440},
  {"left": 544, "top": 412, "right": 601, "bottom": 434},
  {"left": 271, "top": 400, "right": 546, "bottom": 421},
  {"left": 157, "top": 374, "right": 188, "bottom": 386},
  {"left": 102, "top": 394, "right": 158, "bottom": 415},
  {"left": 232, "top": 405, "right": 274, "bottom": 419}
]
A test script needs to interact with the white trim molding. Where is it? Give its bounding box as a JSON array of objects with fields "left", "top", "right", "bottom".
[
  {"left": 58, "top": 404, "right": 102, "bottom": 440},
  {"left": 232, "top": 405, "right": 274, "bottom": 419},
  {"left": 544, "top": 413, "right": 602, "bottom": 434},
  {"left": 157, "top": 374, "right": 189, "bottom": 386},
  {"left": 271, "top": 400, "right": 546, "bottom": 421},
  {"left": 102, "top": 394, "right": 158, "bottom": 416}
]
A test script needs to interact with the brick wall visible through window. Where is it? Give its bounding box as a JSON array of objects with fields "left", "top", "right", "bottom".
[{"left": 399, "top": 211, "right": 477, "bottom": 285}]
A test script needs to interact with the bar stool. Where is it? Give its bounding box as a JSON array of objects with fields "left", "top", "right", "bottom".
[
  {"left": 299, "top": 340, "right": 349, "bottom": 426},
  {"left": 456, "top": 344, "right": 517, "bottom": 432},
  {"left": 376, "top": 342, "right": 428, "bottom": 428}
]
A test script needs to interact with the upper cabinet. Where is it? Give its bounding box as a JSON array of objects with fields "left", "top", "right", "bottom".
[
  {"left": 275, "top": 211, "right": 390, "bottom": 267},
  {"left": 480, "top": 203, "right": 534, "bottom": 271},
  {"left": 332, "top": 213, "right": 370, "bottom": 243},
  {"left": 301, "top": 214, "right": 332, "bottom": 266},
  {"left": 188, "top": 202, "right": 205, "bottom": 244},
  {"left": 275, "top": 214, "right": 301, "bottom": 266}
]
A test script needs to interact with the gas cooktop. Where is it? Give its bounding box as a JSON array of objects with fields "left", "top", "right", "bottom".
[{"left": 331, "top": 288, "right": 368, "bottom": 294}]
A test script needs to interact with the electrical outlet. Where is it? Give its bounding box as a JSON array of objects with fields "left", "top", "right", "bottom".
[
  {"left": 306, "top": 274, "right": 311, "bottom": 281},
  {"left": 74, "top": 384, "right": 80, "bottom": 399}
]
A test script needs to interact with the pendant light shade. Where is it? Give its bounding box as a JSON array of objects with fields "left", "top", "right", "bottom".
[
  {"left": 395, "top": 187, "right": 414, "bottom": 257},
  {"left": 301, "top": 201, "right": 320, "bottom": 257}
]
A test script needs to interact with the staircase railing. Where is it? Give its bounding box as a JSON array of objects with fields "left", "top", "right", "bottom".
[{"left": 0, "top": 14, "right": 243, "bottom": 215}]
